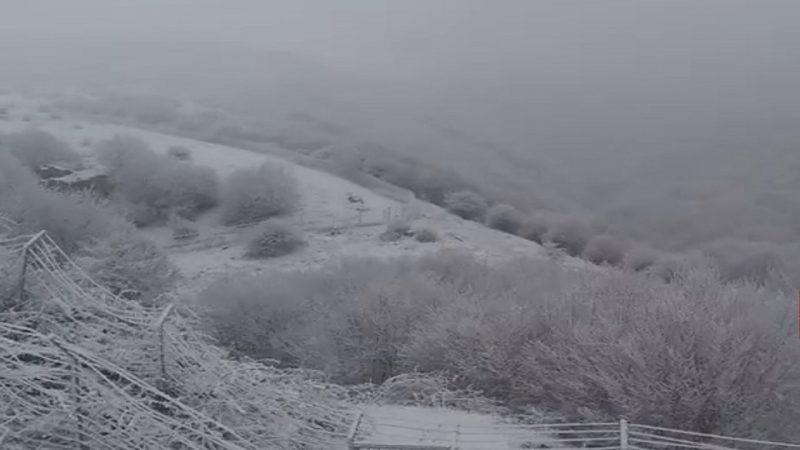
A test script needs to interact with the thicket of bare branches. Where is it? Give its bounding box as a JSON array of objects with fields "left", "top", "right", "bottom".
[
  {"left": 0, "top": 229, "right": 353, "bottom": 449},
  {"left": 96, "top": 134, "right": 219, "bottom": 226},
  {"left": 220, "top": 163, "right": 300, "bottom": 225},
  {"left": 200, "top": 251, "right": 800, "bottom": 440},
  {"left": 1, "top": 127, "right": 81, "bottom": 169}
]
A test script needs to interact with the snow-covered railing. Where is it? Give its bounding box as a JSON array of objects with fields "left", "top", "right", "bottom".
[
  {"left": 2, "top": 229, "right": 355, "bottom": 449},
  {"left": 0, "top": 214, "right": 16, "bottom": 236},
  {"left": 349, "top": 414, "right": 800, "bottom": 450},
  {"left": 626, "top": 423, "right": 800, "bottom": 450}
]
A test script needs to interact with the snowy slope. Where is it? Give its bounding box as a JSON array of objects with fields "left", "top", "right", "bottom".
[
  {"left": 2, "top": 92, "right": 583, "bottom": 449},
  {"left": 352, "top": 405, "right": 563, "bottom": 449},
  {"left": 1, "top": 93, "right": 559, "bottom": 292}
]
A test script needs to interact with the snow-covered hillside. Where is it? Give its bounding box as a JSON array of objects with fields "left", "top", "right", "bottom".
[
  {"left": 1, "top": 91, "right": 566, "bottom": 449},
  {"left": 1, "top": 93, "right": 557, "bottom": 289}
]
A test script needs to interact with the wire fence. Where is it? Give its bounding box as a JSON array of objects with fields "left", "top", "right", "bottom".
[
  {"left": 349, "top": 415, "right": 800, "bottom": 450},
  {"left": 1, "top": 229, "right": 355, "bottom": 449},
  {"left": 0, "top": 214, "right": 17, "bottom": 235},
  {"left": 6, "top": 228, "right": 800, "bottom": 450}
]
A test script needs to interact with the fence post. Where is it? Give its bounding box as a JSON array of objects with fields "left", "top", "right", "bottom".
[
  {"left": 155, "top": 304, "right": 175, "bottom": 380},
  {"left": 51, "top": 337, "right": 88, "bottom": 450},
  {"left": 17, "top": 231, "right": 46, "bottom": 303},
  {"left": 346, "top": 411, "right": 363, "bottom": 450},
  {"left": 16, "top": 249, "right": 28, "bottom": 303},
  {"left": 619, "top": 418, "right": 629, "bottom": 450},
  {"left": 450, "top": 424, "right": 460, "bottom": 450}
]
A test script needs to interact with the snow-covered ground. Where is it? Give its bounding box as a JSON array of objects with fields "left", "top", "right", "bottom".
[
  {"left": 0, "top": 93, "right": 562, "bottom": 292},
  {"left": 2, "top": 92, "right": 591, "bottom": 449},
  {"left": 352, "top": 405, "right": 563, "bottom": 449}
]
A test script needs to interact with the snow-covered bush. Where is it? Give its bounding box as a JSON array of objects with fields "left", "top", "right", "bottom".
[
  {"left": 518, "top": 215, "right": 548, "bottom": 244},
  {"left": 1, "top": 151, "right": 125, "bottom": 253},
  {"left": 197, "top": 273, "right": 310, "bottom": 361},
  {"left": 200, "top": 257, "right": 446, "bottom": 383},
  {"left": 0, "top": 246, "right": 20, "bottom": 310},
  {"left": 625, "top": 245, "right": 659, "bottom": 272},
  {"left": 515, "top": 263, "right": 799, "bottom": 438},
  {"left": 358, "top": 149, "right": 465, "bottom": 205},
  {"left": 380, "top": 219, "right": 412, "bottom": 242},
  {"left": 96, "top": 135, "right": 218, "bottom": 225},
  {"left": 2, "top": 147, "right": 175, "bottom": 301},
  {"left": 171, "top": 217, "right": 199, "bottom": 241},
  {"left": 414, "top": 227, "right": 438, "bottom": 243},
  {"left": 444, "top": 190, "right": 488, "bottom": 221},
  {"left": 582, "top": 234, "right": 625, "bottom": 266},
  {"left": 79, "top": 226, "right": 178, "bottom": 303},
  {"left": 199, "top": 249, "right": 800, "bottom": 439},
  {"left": 166, "top": 145, "right": 192, "bottom": 161},
  {"left": 543, "top": 214, "right": 593, "bottom": 256},
  {"left": 220, "top": 163, "right": 300, "bottom": 225},
  {"left": 2, "top": 127, "right": 80, "bottom": 169},
  {"left": 649, "top": 254, "right": 682, "bottom": 282},
  {"left": 702, "top": 239, "right": 785, "bottom": 285},
  {"left": 485, "top": 203, "right": 522, "bottom": 234},
  {"left": 244, "top": 221, "right": 305, "bottom": 258}
]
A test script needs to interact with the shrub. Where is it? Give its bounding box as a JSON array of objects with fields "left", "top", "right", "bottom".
[
  {"left": 1, "top": 148, "right": 174, "bottom": 301},
  {"left": 171, "top": 219, "right": 199, "bottom": 241},
  {"left": 518, "top": 215, "right": 548, "bottom": 244},
  {"left": 648, "top": 253, "right": 684, "bottom": 282},
  {"left": 414, "top": 228, "right": 438, "bottom": 243},
  {"left": 486, "top": 203, "right": 522, "bottom": 234},
  {"left": 2, "top": 128, "right": 80, "bottom": 169},
  {"left": 245, "top": 221, "right": 304, "bottom": 258},
  {"left": 220, "top": 163, "right": 300, "bottom": 225},
  {"left": 359, "top": 150, "right": 465, "bottom": 205},
  {"left": 582, "top": 234, "right": 625, "bottom": 266},
  {"left": 702, "top": 240, "right": 785, "bottom": 285},
  {"left": 0, "top": 246, "right": 20, "bottom": 310},
  {"left": 165, "top": 161, "right": 219, "bottom": 219},
  {"left": 197, "top": 274, "right": 308, "bottom": 360},
  {"left": 197, "top": 251, "right": 800, "bottom": 439},
  {"left": 624, "top": 245, "right": 659, "bottom": 272},
  {"left": 380, "top": 219, "right": 412, "bottom": 242},
  {"left": 78, "top": 227, "right": 178, "bottom": 304},
  {"left": 513, "top": 263, "right": 800, "bottom": 438},
  {"left": 444, "top": 190, "right": 488, "bottom": 222},
  {"left": 167, "top": 145, "right": 192, "bottom": 161},
  {"left": 543, "top": 215, "right": 592, "bottom": 256},
  {"left": 0, "top": 152, "right": 125, "bottom": 253},
  {"left": 96, "top": 135, "right": 219, "bottom": 225},
  {"left": 199, "top": 257, "right": 448, "bottom": 383}
]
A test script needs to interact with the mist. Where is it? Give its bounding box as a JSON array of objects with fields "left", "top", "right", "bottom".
[
  {"left": 6, "top": 2, "right": 800, "bottom": 444},
  {"left": 3, "top": 0, "right": 800, "bottom": 269}
]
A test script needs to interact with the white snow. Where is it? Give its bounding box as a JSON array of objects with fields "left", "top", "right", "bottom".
[
  {"left": 352, "top": 405, "right": 563, "bottom": 449},
  {"left": 1, "top": 92, "right": 596, "bottom": 449},
  {"left": 1, "top": 92, "right": 569, "bottom": 294}
]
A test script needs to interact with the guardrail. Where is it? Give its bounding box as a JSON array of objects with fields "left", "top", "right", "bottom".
[{"left": 348, "top": 414, "right": 800, "bottom": 450}]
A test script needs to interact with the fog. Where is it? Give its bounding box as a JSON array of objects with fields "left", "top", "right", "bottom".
[
  {"left": 5, "top": 3, "right": 800, "bottom": 441},
  {"left": 3, "top": 0, "right": 800, "bottom": 269}
]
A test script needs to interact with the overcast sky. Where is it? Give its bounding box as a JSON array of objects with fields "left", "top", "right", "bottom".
[
  {"left": 3, "top": 0, "right": 799, "bottom": 83},
  {"left": 2, "top": 0, "right": 800, "bottom": 170}
]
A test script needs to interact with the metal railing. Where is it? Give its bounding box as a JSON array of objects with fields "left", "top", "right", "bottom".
[
  {"left": 348, "top": 414, "right": 800, "bottom": 450},
  {"left": 9, "top": 228, "right": 800, "bottom": 450},
  {"left": 4, "top": 230, "right": 354, "bottom": 449}
]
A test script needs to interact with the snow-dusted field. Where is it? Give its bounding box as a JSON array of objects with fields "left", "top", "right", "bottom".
[
  {"left": 1, "top": 93, "right": 558, "bottom": 290},
  {"left": 352, "top": 405, "right": 562, "bottom": 450},
  {"left": 0, "top": 92, "right": 592, "bottom": 449}
]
